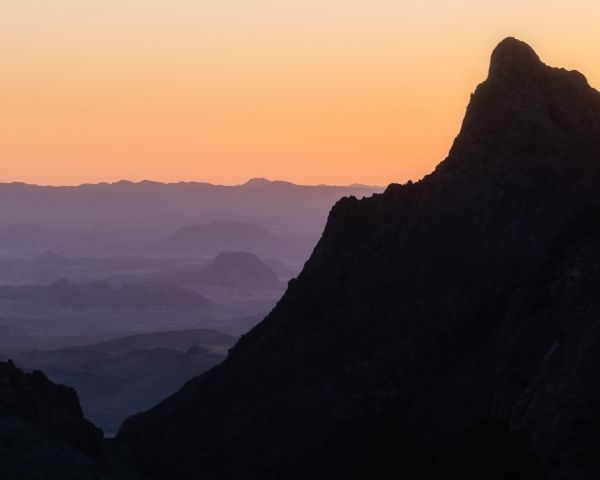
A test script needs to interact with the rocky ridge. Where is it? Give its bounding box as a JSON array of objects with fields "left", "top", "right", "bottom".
[{"left": 117, "top": 38, "right": 600, "bottom": 479}]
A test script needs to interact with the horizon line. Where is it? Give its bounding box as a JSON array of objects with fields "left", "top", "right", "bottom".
[{"left": 0, "top": 177, "right": 385, "bottom": 190}]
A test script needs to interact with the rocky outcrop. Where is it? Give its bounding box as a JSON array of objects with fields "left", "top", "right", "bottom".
[
  {"left": 117, "top": 38, "right": 600, "bottom": 479},
  {"left": 0, "top": 360, "right": 102, "bottom": 452},
  {"left": 0, "top": 360, "right": 136, "bottom": 479}
]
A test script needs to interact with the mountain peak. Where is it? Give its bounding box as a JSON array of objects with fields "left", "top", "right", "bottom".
[
  {"left": 439, "top": 37, "right": 600, "bottom": 167},
  {"left": 117, "top": 40, "right": 600, "bottom": 479},
  {"left": 243, "top": 177, "right": 272, "bottom": 186},
  {"left": 488, "top": 37, "right": 543, "bottom": 81}
]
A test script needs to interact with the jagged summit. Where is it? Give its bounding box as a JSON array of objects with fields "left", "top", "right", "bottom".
[
  {"left": 0, "top": 361, "right": 108, "bottom": 478},
  {"left": 486, "top": 36, "right": 591, "bottom": 88},
  {"left": 440, "top": 38, "right": 600, "bottom": 169},
  {"left": 488, "top": 37, "right": 543, "bottom": 81}
]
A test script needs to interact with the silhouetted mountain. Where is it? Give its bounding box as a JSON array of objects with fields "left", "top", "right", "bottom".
[
  {"left": 160, "top": 221, "right": 277, "bottom": 256},
  {"left": 200, "top": 251, "right": 281, "bottom": 289},
  {"left": 143, "top": 251, "right": 282, "bottom": 292},
  {"left": 0, "top": 360, "right": 134, "bottom": 479},
  {"left": 117, "top": 38, "right": 600, "bottom": 479},
  {"left": 0, "top": 359, "right": 101, "bottom": 449},
  {"left": 243, "top": 177, "right": 278, "bottom": 187},
  {"left": 0, "top": 279, "right": 210, "bottom": 313}
]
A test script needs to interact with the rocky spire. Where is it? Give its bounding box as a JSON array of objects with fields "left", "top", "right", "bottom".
[{"left": 488, "top": 37, "right": 544, "bottom": 82}]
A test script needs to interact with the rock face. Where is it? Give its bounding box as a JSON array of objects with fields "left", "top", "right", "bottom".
[
  {"left": 0, "top": 360, "right": 102, "bottom": 450},
  {"left": 0, "top": 360, "right": 118, "bottom": 479},
  {"left": 117, "top": 38, "right": 600, "bottom": 479}
]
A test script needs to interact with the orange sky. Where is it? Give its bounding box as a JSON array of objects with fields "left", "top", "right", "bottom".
[{"left": 1, "top": 1, "right": 599, "bottom": 186}]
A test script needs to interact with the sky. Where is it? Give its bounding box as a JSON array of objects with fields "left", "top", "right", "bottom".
[{"left": 1, "top": 1, "right": 600, "bottom": 186}]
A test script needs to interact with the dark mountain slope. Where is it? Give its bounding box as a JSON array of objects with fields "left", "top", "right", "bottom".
[
  {"left": 0, "top": 360, "right": 137, "bottom": 479},
  {"left": 118, "top": 38, "right": 600, "bottom": 479}
]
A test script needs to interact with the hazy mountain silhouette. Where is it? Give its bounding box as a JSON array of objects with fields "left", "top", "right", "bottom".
[
  {"left": 200, "top": 251, "right": 281, "bottom": 289},
  {"left": 0, "top": 180, "right": 381, "bottom": 270},
  {"left": 144, "top": 251, "right": 282, "bottom": 291},
  {"left": 0, "top": 360, "right": 134, "bottom": 479},
  {"left": 0, "top": 179, "right": 381, "bottom": 236},
  {"left": 117, "top": 38, "right": 600, "bottom": 479}
]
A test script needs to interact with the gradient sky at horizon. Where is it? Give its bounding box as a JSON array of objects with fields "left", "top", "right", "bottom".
[{"left": 2, "top": 1, "right": 599, "bottom": 186}]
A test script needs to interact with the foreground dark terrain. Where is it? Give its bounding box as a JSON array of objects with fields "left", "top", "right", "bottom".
[
  {"left": 3, "top": 38, "right": 600, "bottom": 479},
  {"left": 8, "top": 329, "right": 236, "bottom": 435},
  {"left": 0, "top": 360, "right": 136, "bottom": 479},
  {"left": 118, "top": 39, "right": 600, "bottom": 479}
]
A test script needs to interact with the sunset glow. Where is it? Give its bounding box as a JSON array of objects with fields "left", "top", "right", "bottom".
[{"left": 2, "top": 0, "right": 600, "bottom": 186}]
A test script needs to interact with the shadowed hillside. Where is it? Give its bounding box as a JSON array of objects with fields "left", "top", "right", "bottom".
[
  {"left": 117, "top": 38, "right": 600, "bottom": 479},
  {"left": 0, "top": 360, "right": 137, "bottom": 479}
]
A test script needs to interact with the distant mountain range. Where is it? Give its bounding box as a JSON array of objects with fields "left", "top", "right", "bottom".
[
  {"left": 0, "top": 178, "right": 383, "bottom": 236},
  {"left": 0, "top": 179, "right": 383, "bottom": 266}
]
